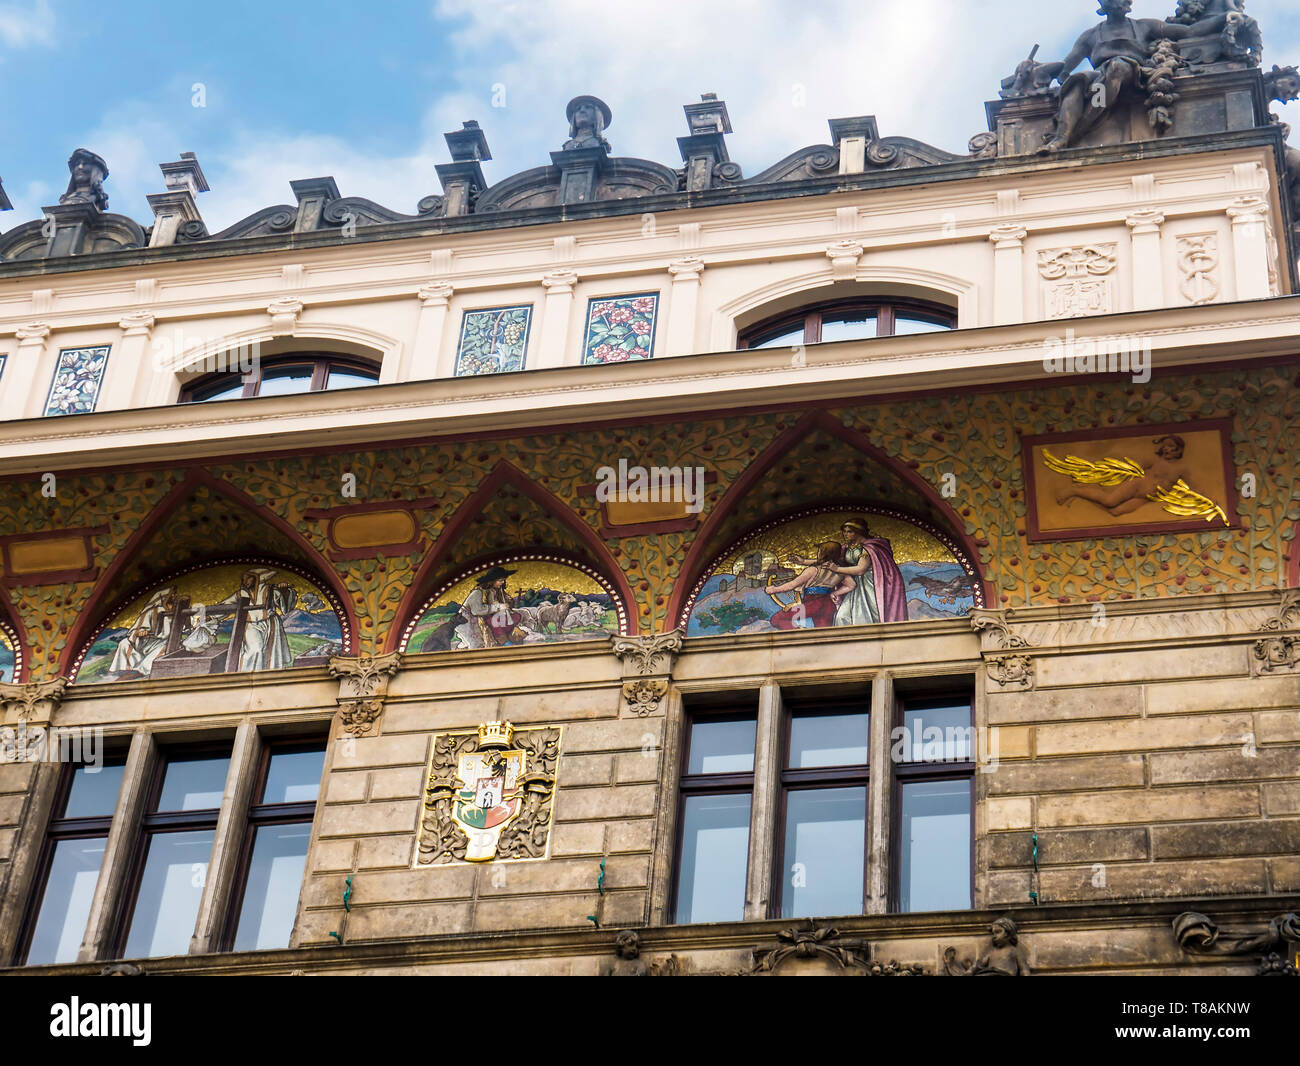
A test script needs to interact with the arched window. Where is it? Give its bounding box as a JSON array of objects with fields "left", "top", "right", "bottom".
[
  {"left": 738, "top": 298, "right": 955, "bottom": 350},
  {"left": 180, "top": 353, "right": 380, "bottom": 403}
]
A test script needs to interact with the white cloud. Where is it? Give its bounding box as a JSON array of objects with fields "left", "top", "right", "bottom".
[
  {"left": 0, "top": 0, "right": 53, "bottom": 49},
  {"left": 7, "top": 1, "right": 1298, "bottom": 234},
  {"left": 429, "top": 0, "right": 1073, "bottom": 180}
]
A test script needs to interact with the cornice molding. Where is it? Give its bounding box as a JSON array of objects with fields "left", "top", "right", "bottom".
[{"left": 1, "top": 299, "right": 1297, "bottom": 474}]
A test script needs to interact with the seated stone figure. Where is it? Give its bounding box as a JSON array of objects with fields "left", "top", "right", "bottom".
[
  {"left": 1168, "top": 0, "right": 1261, "bottom": 67},
  {"left": 1039, "top": 0, "right": 1232, "bottom": 153}
]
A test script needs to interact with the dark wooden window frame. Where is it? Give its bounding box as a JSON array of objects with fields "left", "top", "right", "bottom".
[
  {"left": 15, "top": 756, "right": 127, "bottom": 965},
  {"left": 669, "top": 709, "right": 758, "bottom": 924},
  {"left": 737, "top": 297, "right": 956, "bottom": 350},
  {"left": 771, "top": 701, "right": 871, "bottom": 920},
  {"left": 217, "top": 736, "right": 326, "bottom": 953},
  {"left": 889, "top": 692, "right": 977, "bottom": 913},
  {"left": 109, "top": 742, "right": 231, "bottom": 960},
  {"left": 180, "top": 353, "right": 381, "bottom": 403}
]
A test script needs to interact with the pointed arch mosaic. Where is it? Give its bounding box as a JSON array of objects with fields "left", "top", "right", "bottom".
[
  {"left": 0, "top": 617, "right": 21, "bottom": 683},
  {"left": 71, "top": 558, "right": 350, "bottom": 684},
  {"left": 680, "top": 505, "right": 984, "bottom": 637},
  {"left": 399, "top": 552, "right": 628, "bottom": 654}
]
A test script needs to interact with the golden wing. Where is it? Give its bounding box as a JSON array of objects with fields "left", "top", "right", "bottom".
[
  {"left": 1147, "top": 479, "right": 1230, "bottom": 527},
  {"left": 1041, "top": 449, "right": 1145, "bottom": 486}
]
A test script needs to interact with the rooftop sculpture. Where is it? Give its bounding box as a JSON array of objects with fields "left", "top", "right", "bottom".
[{"left": 0, "top": 1, "right": 1294, "bottom": 265}]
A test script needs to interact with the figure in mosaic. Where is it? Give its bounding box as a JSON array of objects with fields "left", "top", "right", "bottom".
[
  {"left": 76, "top": 563, "right": 343, "bottom": 683},
  {"left": 791, "top": 517, "right": 909, "bottom": 627},
  {"left": 686, "top": 510, "right": 977, "bottom": 637},
  {"left": 407, "top": 560, "right": 619, "bottom": 652}
]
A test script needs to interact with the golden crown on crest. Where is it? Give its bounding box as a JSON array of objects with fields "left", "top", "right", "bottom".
[{"left": 477, "top": 720, "right": 516, "bottom": 749}]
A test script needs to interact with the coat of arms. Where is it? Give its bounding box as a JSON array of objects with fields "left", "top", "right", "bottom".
[{"left": 416, "top": 721, "right": 560, "bottom": 865}]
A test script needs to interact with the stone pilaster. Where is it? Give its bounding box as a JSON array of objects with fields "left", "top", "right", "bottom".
[
  {"left": 664, "top": 257, "right": 705, "bottom": 357},
  {"left": 410, "top": 281, "right": 455, "bottom": 380},
  {"left": 99, "top": 311, "right": 155, "bottom": 411},
  {"left": 1125, "top": 209, "right": 1167, "bottom": 311},
  {"left": 3, "top": 322, "right": 51, "bottom": 419},
  {"left": 536, "top": 270, "right": 579, "bottom": 370},
  {"left": 988, "top": 224, "right": 1028, "bottom": 325},
  {"left": 1226, "top": 195, "right": 1272, "bottom": 301}
]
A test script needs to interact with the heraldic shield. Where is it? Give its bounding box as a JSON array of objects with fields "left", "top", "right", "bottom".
[
  {"left": 454, "top": 741, "right": 527, "bottom": 861},
  {"left": 416, "top": 720, "right": 560, "bottom": 866}
]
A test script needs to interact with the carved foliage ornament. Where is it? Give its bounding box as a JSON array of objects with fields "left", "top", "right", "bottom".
[
  {"left": 746, "top": 921, "right": 925, "bottom": 976},
  {"left": 329, "top": 652, "right": 401, "bottom": 738},
  {"left": 0, "top": 677, "right": 70, "bottom": 726},
  {"left": 611, "top": 630, "right": 683, "bottom": 676},
  {"left": 612, "top": 630, "right": 683, "bottom": 718},
  {"left": 416, "top": 721, "right": 559, "bottom": 866}
]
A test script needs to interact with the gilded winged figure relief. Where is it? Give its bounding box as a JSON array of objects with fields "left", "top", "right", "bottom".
[{"left": 1042, "top": 434, "right": 1229, "bottom": 527}]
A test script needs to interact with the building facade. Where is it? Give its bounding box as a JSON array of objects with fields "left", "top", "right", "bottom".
[{"left": 1, "top": 2, "right": 1299, "bottom": 976}]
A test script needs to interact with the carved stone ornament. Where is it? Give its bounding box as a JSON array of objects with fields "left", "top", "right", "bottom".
[
  {"left": 1038, "top": 243, "right": 1118, "bottom": 320},
  {"left": 621, "top": 678, "right": 668, "bottom": 718},
  {"left": 0, "top": 677, "right": 70, "bottom": 728},
  {"left": 970, "top": 609, "right": 1035, "bottom": 690},
  {"left": 267, "top": 297, "right": 304, "bottom": 331},
  {"left": 611, "top": 630, "right": 683, "bottom": 718},
  {"left": 601, "top": 930, "right": 687, "bottom": 976},
  {"left": 1177, "top": 233, "right": 1219, "bottom": 305},
  {"left": 943, "top": 916, "right": 1031, "bottom": 976},
  {"left": 329, "top": 652, "right": 401, "bottom": 738},
  {"left": 1252, "top": 591, "right": 1300, "bottom": 674},
  {"left": 968, "top": 132, "right": 999, "bottom": 159},
  {"left": 745, "top": 921, "right": 925, "bottom": 976},
  {"left": 826, "top": 239, "right": 865, "bottom": 281},
  {"left": 1173, "top": 910, "right": 1300, "bottom": 976},
  {"left": 415, "top": 721, "right": 559, "bottom": 866},
  {"left": 611, "top": 630, "right": 684, "bottom": 676}
]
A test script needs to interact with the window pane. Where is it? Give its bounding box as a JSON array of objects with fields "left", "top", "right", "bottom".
[
  {"left": 749, "top": 327, "right": 804, "bottom": 350},
  {"left": 901, "top": 702, "right": 973, "bottom": 764},
  {"left": 323, "top": 368, "right": 378, "bottom": 391},
  {"left": 233, "top": 824, "right": 311, "bottom": 951},
  {"left": 124, "top": 829, "right": 215, "bottom": 958},
  {"left": 780, "top": 787, "right": 865, "bottom": 918},
  {"left": 789, "top": 711, "right": 868, "bottom": 768},
  {"left": 893, "top": 315, "right": 952, "bottom": 336},
  {"left": 62, "top": 762, "right": 125, "bottom": 819},
  {"left": 157, "top": 754, "right": 230, "bottom": 812},
  {"left": 819, "top": 314, "right": 877, "bottom": 342},
  {"left": 255, "top": 366, "right": 315, "bottom": 396},
  {"left": 674, "top": 794, "right": 750, "bottom": 924},
  {"left": 262, "top": 747, "right": 326, "bottom": 805},
  {"left": 24, "top": 838, "right": 105, "bottom": 965},
  {"left": 188, "top": 378, "right": 247, "bottom": 403},
  {"left": 686, "top": 717, "right": 756, "bottom": 775},
  {"left": 899, "top": 779, "right": 972, "bottom": 913}
]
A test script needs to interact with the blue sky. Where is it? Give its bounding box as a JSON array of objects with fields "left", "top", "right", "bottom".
[{"left": 1, "top": 0, "right": 1298, "bottom": 231}]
